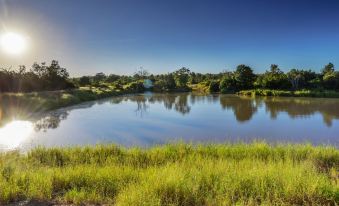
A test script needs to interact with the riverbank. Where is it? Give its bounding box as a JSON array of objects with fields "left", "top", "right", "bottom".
[
  {"left": 0, "top": 86, "right": 137, "bottom": 126},
  {"left": 0, "top": 86, "right": 131, "bottom": 110},
  {"left": 238, "top": 89, "right": 339, "bottom": 98},
  {"left": 0, "top": 143, "right": 338, "bottom": 205}
]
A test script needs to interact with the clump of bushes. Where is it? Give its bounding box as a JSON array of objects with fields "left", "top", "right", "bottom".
[
  {"left": 238, "top": 89, "right": 339, "bottom": 98},
  {"left": 123, "top": 81, "right": 145, "bottom": 93}
]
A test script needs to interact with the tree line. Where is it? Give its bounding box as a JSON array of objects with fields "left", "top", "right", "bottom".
[
  {"left": 0, "top": 60, "right": 74, "bottom": 92},
  {"left": 217, "top": 63, "right": 339, "bottom": 92},
  {"left": 75, "top": 62, "right": 339, "bottom": 92},
  {"left": 1, "top": 61, "right": 338, "bottom": 93}
]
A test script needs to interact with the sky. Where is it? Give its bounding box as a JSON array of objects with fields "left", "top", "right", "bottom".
[{"left": 0, "top": 0, "right": 339, "bottom": 76}]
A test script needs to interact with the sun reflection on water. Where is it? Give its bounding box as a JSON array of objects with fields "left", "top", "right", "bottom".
[{"left": 0, "top": 121, "right": 33, "bottom": 150}]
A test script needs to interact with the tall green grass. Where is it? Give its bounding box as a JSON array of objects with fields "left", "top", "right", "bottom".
[{"left": 0, "top": 143, "right": 338, "bottom": 205}]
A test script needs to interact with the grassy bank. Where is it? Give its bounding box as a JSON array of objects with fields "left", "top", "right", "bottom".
[
  {"left": 0, "top": 86, "right": 141, "bottom": 126},
  {"left": 238, "top": 89, "right": 339, "bottom": 98},
  {"left": 1, "top": 87, "right": 119, "bottom": 111},
  {"left": 0, "top": 143, "right": 338, "bottom": 205}
]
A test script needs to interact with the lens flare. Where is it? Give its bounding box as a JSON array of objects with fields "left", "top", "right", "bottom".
[
  {"left": 0, "top": 121, "right": 33, "bottom": 149},
  {"left": 0, "top": 32, "right": 27, "bottom": 55}
]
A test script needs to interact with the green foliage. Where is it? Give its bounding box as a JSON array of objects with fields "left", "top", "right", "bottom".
[
  {"left": 123, "top": 81, "right": 145, "bottom": 93},
  {"left": 287, "top": 69, "right": 319, "bottom": 90},
  {"left": 0, "top": 61, "right": 74, "bottom": 92},
  {"left": 255, "top": 64, "right": 290, "bottom": 89},
  {"left": 78, "top": 76, "right": 91, "bottom": 86},
  {"left": 0, "top": 143, "right": 338, "bottom": 205},
  {"left": 174, "top": 67, "right": 191, "bottom": 88},
  {"left": 93, "top": 72, "right": 106, "bottom": 83},
  {"left": 208, "top": 80, "right": 220, "bottom": 92},
  {"left": 219, "top": 73, "right": 237, "bottom": 93},
  {"left": 323, "top": 71, "right": 339, "bottom": 90},
  {"left": 234, "top": 65, "right": 256, "bottom": 89},
  {"left": 153, "top": 73, "right": 176, "bottom": 91},
  {"left": 238, "top": 89, "right": 339, "bottom": 98},
  {"left": 322, "top": 62, "right": 335, "bottom": 75},
  {"left": 3, "top": 61, "right": 339, "bottom": 95},
  {"left": 106, "top": 74, "right": 120, "bottom": 83},
  {"left": 190, "top": 81, "right": 210, "bottom": 93}
]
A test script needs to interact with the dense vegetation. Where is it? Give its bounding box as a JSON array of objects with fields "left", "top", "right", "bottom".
[
  {"left": 0, "top": 143, "right": 337, "bottom": 205},
  {"left": 238, "top": 89, "right": 339, "bottom": 98},
  {"left": 2, "top": 61, "right": 339, "bottom": 94},
  {"left": 72, "top": 62, "right": 339, "bottom": 94},
  {"left": 0, "top": 61, "right": 75, "bottom": 92}
]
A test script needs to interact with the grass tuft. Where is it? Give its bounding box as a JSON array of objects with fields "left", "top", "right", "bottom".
[{"left": 0, "top": 143, "right": 338, "bottom": 205}]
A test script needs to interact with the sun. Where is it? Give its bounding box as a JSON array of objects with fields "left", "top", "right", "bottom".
[{"left": 0, "top": 32, "right": 27, "bottom": 55}]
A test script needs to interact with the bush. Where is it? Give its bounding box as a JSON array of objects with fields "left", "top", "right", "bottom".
[
  {"left": 124, "top": 81, "right": 145, "bottom": 93},
  {"left": 219, "top": 74, "right": 237, "bottom": 93},
  {"left": 208, "top": 80, "right": 220, "bottom": 92}
]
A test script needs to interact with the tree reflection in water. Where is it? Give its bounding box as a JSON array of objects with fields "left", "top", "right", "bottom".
[
  {"left": 30, "top": 102, "right": 95, "bottom": 132},
  {"left": 120, "top": 93, "right": 191, "bottom": 115},
  {"left": 34, "top": 111, "right": 69, "bottom": 132},
  {"left": 219, "top": 95, "right": 258, "bottom": 122},
  {"left": 2, "top": 93, "right": 339, "bottom": 133},
  {"left": 262, "top": 97, "right": 339, "bottom": 127}
]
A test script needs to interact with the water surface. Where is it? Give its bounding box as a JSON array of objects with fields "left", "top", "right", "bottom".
[{"left": 1, "top": 93, "right": 339, "bottom": 150}]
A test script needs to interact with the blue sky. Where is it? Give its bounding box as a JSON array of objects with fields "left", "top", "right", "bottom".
[{"left": 1, "top": 0, "right": 339, "bottom": 76}]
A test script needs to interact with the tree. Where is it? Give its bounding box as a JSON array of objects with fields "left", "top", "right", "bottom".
[
  {"left": 105, "top": 74, "right": 120, "bottom": 83},
  {"left": 154, "top": 73, "right": 176, "bottom": 91},
  {"left": 79, "top": 76, "right": 91, "bottom": 86},
  {"left": 234, "top": 65, "right": 255, "bottom": 89},
  {"left": 321, "top": 63, "right": 334, "bottom": 75},
  {"left": 134, "top": 67, "right": 149, "bottom": 80},
  {"left": 174, "top": 67, "right": 191, "bottom": 87},
  {"left": 323, "top": 71, "right": 339, "bottom": 89},
  {"left": 287, "top": 69, "right": 318, "bottom": 90},
  {"left": 93, "top": 72, "right": 106, "bottom": 83},
  {"left": 208, "top": 80, "right": 220, "bottom": 92},
  {"left": 0, "top": 60, "right": 73, "bottom": 92},
  {"left": 219, "top": 72, "right": 237, "bottom": 93},
  {"left": 319, "top": 63, "right": 339, "bottom": 90},
  {"left": 255, "top": 64, "right": 290, "bottom": 89},
  {"left": 31, "top": 60, "right": 72, "bottom": 90}
]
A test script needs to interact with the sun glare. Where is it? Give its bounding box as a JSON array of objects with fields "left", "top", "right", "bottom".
[
  {"left": 0, "top": 32, "right": 27, "bottom": 55},
  {"left": 0, "top": 121, "right": 33, "bottom": 149}
]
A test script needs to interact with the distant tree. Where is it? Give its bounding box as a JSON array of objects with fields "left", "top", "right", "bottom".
[
  {"left": 188, "top": 72, "right": 197, "bottom": 84},
  {"left": 105, "top": 74, "right": 120, "bottom": 83},
  {"left": 255, "top": 64, "right": 290, "bottom": 89},
  {"left": 31, "top": 60, "right": 72, "bottom": 90},
  {"left": 321, "top": 63, "right": 334, "bottom": 75},
  {"left": 174, "top": 67, "right": 191, "bottom": 87},
  {"left": 134, "top": 67, "right": 149, "bottom": 80},
  {"left": 234, "top": 64, "right": 255, "bottom": 89},
  {"left": 320, "top": 63, "right": 339, "bottom": 89},
  {"left": 154, "top": 73, "right": 176, "bottom": 91},
  {"left": 124, "top": 81, "right": 145, "bottom": 92},
  {"left": 79, "top": 76, "right": 91, "bottom": 86},
  {"left": 93, "top": 72, "right": 106, "bottom": 83},
  {"left": 287, "top": 69, "right": 318, "bottom": 90},
  {"left": 208, "top": 80, "right": 220, "bottom": 92},
  {"left": 0, "top": 60, "right": 73, "bottom": 92},
  {"left": 323, "top": 71, "right": 339, "bottom": 89},
  {"left": 219, "top": 72, "right": 237, "bottom": 93}
]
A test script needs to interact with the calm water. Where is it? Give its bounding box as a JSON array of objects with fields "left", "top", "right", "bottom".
[{"left": 1, "top": 93, "right": 339, "bottom": 150}]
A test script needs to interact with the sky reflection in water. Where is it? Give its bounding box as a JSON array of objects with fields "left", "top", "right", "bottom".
[{"left": 0, "top": 93, "right": 339, "bottom": 150}]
